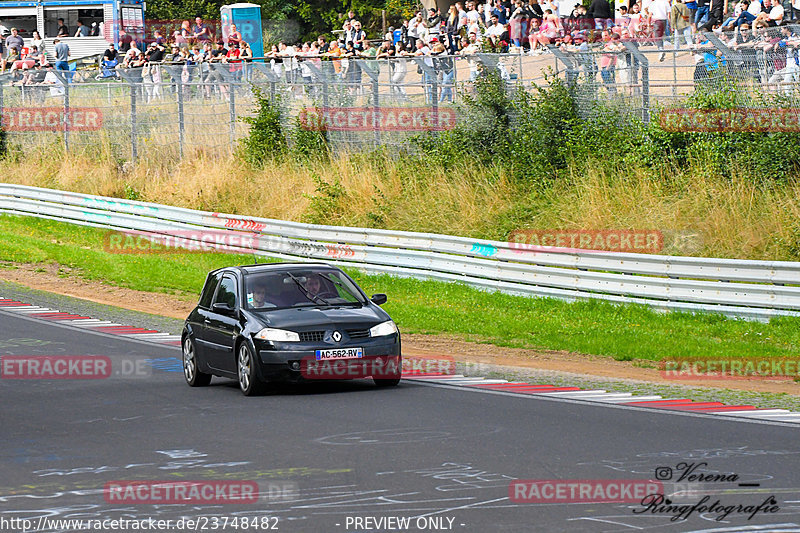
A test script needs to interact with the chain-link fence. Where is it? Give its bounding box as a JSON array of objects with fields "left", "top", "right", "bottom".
[{"left": 2, "top": 28, "right": 798, "bottom": 159}]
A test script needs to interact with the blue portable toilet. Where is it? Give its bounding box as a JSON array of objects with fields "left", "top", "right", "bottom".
[{"left": 220, "top": 3, "right": 263, "bottom": 61}]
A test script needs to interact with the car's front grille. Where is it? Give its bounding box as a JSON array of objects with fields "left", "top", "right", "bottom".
[
  {"left": 299, "top": 331, "right": 325, "bottom": 343},
  {"left": 346, "top": 329, "right": 370, "bottom": 339}
]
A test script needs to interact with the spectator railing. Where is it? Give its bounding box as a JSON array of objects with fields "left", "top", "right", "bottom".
[
  {"left": 1, "top": 29, "right": 798, "bottom": 156},
  {"left": 1, "top": 183, "right": 798, "bottom": 321}
]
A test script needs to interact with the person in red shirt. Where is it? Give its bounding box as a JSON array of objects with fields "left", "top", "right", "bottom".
[
  {"left": 226, "top": 42, "right": 241, "bottom": 61},
  {"left": 226, "top": 42, "right": 243, "bottom": 80}
]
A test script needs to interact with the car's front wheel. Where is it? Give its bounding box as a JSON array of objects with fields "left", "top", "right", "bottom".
[
  {"left": 183, "top": 336, "right": 211, "bottom": 387},
  {"left": 238, "top": 343, "right": 266, "bottom": 396}
]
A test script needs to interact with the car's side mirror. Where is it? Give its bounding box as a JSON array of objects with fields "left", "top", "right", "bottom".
[
  {"left": 371, "top": 293, "right": 387, "bottom": 306},
  {"left": 212, "top": 302, "right": 235, "bottom": 314}
]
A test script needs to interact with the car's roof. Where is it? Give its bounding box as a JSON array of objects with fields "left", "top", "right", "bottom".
[{"left": 234, "top": 262, "right": 338, "bottom": 275}]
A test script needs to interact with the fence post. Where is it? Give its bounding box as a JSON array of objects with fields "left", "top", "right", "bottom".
[
  {"left": 0, "top": 81, "right": 5, "bottom": 135},
  {"left": 47, "top": 70, "right": 71, "bottom": 151},
  {"left": 372, "top": 76, "right": 380, "bottom": 147},
  {"left": 176, "top": 76, "right": 184, "bottom": 159},
  {"left": 641, "top": 59, "right": 650, "bottom": 124},
  {"left": 622, "top": 41, "right": 649, "bottom": 124},
  {"left": 63, "top": 78, "right": 70, "bottom": 151},
  {"left": 229, "top": 81, "right": 236, "bottom": 149},
  {"left": 130, "top": 81, "right": 137, "bottom": 161}
]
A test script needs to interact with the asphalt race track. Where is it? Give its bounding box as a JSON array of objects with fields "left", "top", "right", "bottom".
[{"left": 2, "top": 295, "right": 800, "bottom": 533}]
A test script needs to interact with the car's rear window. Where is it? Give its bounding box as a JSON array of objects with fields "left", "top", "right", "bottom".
[{"left": 244, "top": 270, "right": 366, "bottom": 310}]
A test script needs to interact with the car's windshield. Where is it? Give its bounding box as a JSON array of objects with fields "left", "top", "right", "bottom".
[{"left": 244, "top": 269, "right": 366, "bottom": 310}]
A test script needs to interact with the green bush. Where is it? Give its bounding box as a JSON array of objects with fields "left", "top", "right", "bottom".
[
  {"left": 302, "top": 173, "right": 349, "bottom": 224},
  {"left": 414, "top": 70, "right": 800, "bottom": 183},
  {"left": 291, "top": 109, "right": 330, "bottom": 161},
  {"left": 238, "top": 87, "right": 287, "bottom": 168}
]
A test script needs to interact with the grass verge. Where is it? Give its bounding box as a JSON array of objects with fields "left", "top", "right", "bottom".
[{"left": 1, "top": 214, "right": 799, "bottom": 364}]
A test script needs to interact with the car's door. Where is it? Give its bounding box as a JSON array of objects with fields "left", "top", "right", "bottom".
[
  {"left": 193, "top": 272, "right": 222, "bottom": 360},
  {"left": 205, "top": 274, "right": 240, "bottom": 373}
]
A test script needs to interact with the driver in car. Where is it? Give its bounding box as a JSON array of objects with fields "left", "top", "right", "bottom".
[{"left": 304, "top": 274, "right": 330, "bottom": 298}]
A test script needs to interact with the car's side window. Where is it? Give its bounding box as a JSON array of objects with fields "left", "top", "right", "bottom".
[
  {"left": 212, "top": 275, "right": 238, "bottom": 309},
  {"left": 199, "top": 273, "right": 222, "bottom": 309}
]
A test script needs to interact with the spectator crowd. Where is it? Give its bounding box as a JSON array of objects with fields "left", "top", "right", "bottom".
[
  {"left": 3, "top": 0, "right": 799, "bottom": 101},
  {"left": 259, "top": 0, "right": 798, "bottom": 101},
  {"left": 4, "top": 17, "right": 259, "bottom": 102}
]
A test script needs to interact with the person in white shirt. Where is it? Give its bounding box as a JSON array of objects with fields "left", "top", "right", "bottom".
[
  {"left": 485, "top": 14, "right": 508, "bottom": 50},
  {"left": 408, "top": 11, "right": 425, "bottom": 47},
  {"left": 727, "top": 0, "right": 762, "bottom": 27},
  {"left": 467, "top": 18, "right": 484, "bottom": 39},
  {"left": 466, "top": 0, "right": 482, "bottom": 25},
  {"left": 649, "top": 0, "right": 671, "bottom": 60},
  {"left": 460, "top": 33, "right": 481, "bottom": 80},
  {"left": 767, "top": 26, "right": 799, "bottom": 93},
  {"left": 42, "top": 65, "right": 65, "bottom": 96},
  {"left": 753, "top": 0, "right": 781, "bottom": 26},
  {"left": 558, "top": 0, "right": 582, "bottom": 18},
  {"left": 413, "top": 39, "right": 435, "bottom": 103},
  {"left": 765, "top": 0, "right": 785, "bottom": 25},
  {"left": 456, "top": 2, "right": 469, "bottom": 28},
  {"left": 629, "top": 3, "right": 643, "bottom": 34}
]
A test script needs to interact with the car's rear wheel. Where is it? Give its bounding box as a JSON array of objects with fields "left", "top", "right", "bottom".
[
  {"left": 373, "top": 377, "right": 401, "bottom": 387},
  {"left": 183, "top": 336, "right": 211, "bottom": 387},
  {"left": 238, "top": 343, "right": 266, "bottom": 396}
]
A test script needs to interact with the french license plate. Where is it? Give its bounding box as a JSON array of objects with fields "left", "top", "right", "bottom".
[{"left": 315, "top": 347, "right": 363, "bottom": 360}]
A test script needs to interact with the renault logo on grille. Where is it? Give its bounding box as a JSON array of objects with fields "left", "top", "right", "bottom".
[{"left": 332, "top": 331, "right": 342, "bottom": 342}]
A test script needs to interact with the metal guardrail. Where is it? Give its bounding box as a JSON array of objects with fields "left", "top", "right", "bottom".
[{"left": 1, "top": 183, "right": 799, "bottom": 321}]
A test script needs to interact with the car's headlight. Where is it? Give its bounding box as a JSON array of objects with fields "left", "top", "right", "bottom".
[
  {"left": 255, "top": 328, "right": 300, "bottom": 342},
  {"left": 370, "top": 321, "right": 398, "bottom": 337}
]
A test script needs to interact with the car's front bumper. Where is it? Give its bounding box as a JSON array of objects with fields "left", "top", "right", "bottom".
[{"left": 256, "top": 338, "right": 401, "bottom": 382}]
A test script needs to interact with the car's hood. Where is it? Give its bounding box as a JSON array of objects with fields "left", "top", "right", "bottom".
[{"left": 252, "top": 305, "right": 388, "bottom": 330}]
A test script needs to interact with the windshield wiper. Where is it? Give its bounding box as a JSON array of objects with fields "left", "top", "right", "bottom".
[
  {"left": 318, "top": 273, "right": 362, "bottom": 304},
  {"left": 286, "top": 272, "right": 331, "bottom": 306}
]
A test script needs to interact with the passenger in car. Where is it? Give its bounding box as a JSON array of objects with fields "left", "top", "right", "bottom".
[{"left": 252, "top": 283, "right": 268, "bottom": 307}]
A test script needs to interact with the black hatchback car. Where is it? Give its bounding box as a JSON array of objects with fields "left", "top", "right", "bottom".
[{"left": 182, "top": 263, "right": 402, "bottom": 395}]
